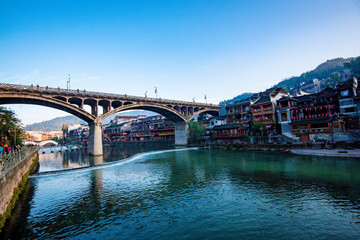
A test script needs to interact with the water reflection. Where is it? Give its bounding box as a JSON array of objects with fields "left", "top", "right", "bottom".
[
  {"left": 1, "top": 148, "right": 360, "bottom": 239},
  {"left": 37, "top": 144, "right": 175, "bottom": 172}
]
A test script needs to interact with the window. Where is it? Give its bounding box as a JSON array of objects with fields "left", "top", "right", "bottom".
[
  {"left": 339, "top": 99, "right": 353, "bottom": 106},
  {"left": 345, "top": 107, "right": 356, "bottom": 113},
  {"left": 281, "top": 112, "right": 288, "bottom": 122},
  {"left": 341, "top": 90, "right": 349, "bottom": 96}
]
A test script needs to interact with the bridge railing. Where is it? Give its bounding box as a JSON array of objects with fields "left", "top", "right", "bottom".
[
  {"left": 0, "top": 83, "right": 218, "bottom": 107},
  {"left": 0, "top": 146, "right": 39, "bottom": 175}
]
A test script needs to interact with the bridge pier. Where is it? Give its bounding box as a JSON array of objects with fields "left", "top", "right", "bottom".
[
  {"left": 174, "top": 122, "right": 188, "bottom": 145},
  {"left": 89, "top": 119, "right": 103, "bottom": 156}
]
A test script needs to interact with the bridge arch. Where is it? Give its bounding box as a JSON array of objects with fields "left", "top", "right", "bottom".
[
  {"left": 188, "top": 109, "right": 219, "bottom": 121},
  {"left": 99, "top": 102, "right": 188, "bottom": 122},
  {"left": 39, "top": 140, "right": 59, "bottom": 147},
  {"left": 0, "top": 92, "right": 96, "bottom": 123}
]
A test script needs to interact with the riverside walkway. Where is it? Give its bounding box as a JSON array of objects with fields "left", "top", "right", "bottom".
[
  {"left": 0, "top": 146, "right": 39, "bottom": 230},
  {"left": 0, "top": 146, "right": 39, "bottom": 175},
  {"left": 291, "top": 148, "right": 360, "bottom": 158}
]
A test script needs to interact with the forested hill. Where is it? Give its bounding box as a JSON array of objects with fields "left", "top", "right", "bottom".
[
  {"left": 275, "top": 57, "right": 353, "bottom": 90},
  {"left": 25, "top": 115, "right": 85, "bottom": 132}
]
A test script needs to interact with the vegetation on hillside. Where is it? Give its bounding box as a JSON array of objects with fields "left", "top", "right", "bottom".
[
  {"left": 25, "top": 115, "right": 85, "bottom": 132},
  {"left": 275, "top": 57, "right": 352, "bottom": 90},
  {"left": 221, "top": 56, "right": 358, "bottom": 108},
  {"left": 344, "top": 56, "right": 360, "bottom": 79}
]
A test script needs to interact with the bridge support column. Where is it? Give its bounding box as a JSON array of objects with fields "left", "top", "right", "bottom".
[
  {"left": 89, "top": 119, "right": 103, "bottom": 156},
  {"left": 174, "top": 122, "right": 188, "bottom": 145}
]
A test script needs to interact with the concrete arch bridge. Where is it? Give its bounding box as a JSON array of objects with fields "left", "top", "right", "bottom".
[{"left": 0, "top": 83, "right": 220, "bottom": 155}]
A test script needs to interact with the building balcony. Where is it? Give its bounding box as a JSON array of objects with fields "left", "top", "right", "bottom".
[
  {"left": 291, "top": 113, "right": 333, "bottom": 122},
  {"left": 292, "top": 128, "right": 331, "bottom": 135}
]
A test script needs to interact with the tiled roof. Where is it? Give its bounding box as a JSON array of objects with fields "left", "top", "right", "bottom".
[{"left": 253, "top": 95, "right": 271, "bottom": 105}]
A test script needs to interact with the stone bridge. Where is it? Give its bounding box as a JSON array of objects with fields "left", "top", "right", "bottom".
[{"left": 0, "top": 83, "right": 220, "bottom": 155}]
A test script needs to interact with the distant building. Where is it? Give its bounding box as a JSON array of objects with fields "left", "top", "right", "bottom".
[
  {"left": 103, "top": 121, "right": 131, "bottom": 142},
  {"left": 290, "top": 88, "right": 339, "bottom": 141},
  {"left": 301, "top": 78, "right": 321, "bottom": 93},
  {"left": 276, "top": 96, "right": 298, "bottom": 140},
  {"left": 67, "top": 124, "right": 89, "bottom": 144},
  {"left": 110, "top": 115, "right": 139, "bottom": 125},
  {"left": 208, "top": 116, "right": 226, "bottom": 129},
  {"left": 251, "top": 87, "right": 287, "bottom": 131},
  {"left": 336, "top": 77, "right": 360, "bottom": 129},
  {"left": 211, "top": 123, "right": 247, "bottom": 143},
  {"left": 130, "top": 115, "right": 174, "bottom": 141}
]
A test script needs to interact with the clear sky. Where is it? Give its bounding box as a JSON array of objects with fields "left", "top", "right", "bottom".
[{"left": 1, "top": 0, "right": 360, "bottom": 125}]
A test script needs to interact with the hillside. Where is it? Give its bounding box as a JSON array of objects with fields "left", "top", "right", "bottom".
[
  {"left": 219, "top": 56, "right": 358, "bottom": 116},
  {"left": 25, "top": 110, "right": 157, "bottom": 132},
  {"left": 25, "top": 115, "right": 85, "bottom": 132},
  {"left": 275, "top": 57, "right": 353, "bottom": 90}
]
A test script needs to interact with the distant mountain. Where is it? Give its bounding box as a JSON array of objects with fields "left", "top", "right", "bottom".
[
  {"left": 275, "top": 57, "right": 354, "bottom": 90},
  {"left": 25, "top": 115, "right": 85, "bottom": 132},
  {"left": 25, "top": 110, "right": 157, "bottom": 132}
]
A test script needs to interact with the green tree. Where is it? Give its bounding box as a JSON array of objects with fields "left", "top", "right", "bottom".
[
  {"left": 188, "top": 120, "right": 205, "bottom": 144},
  {"left": 330, "top": 72, "right": 341, "bottom": 84},
  {"left": 344, "top": 57, "right": 360, "bottom": 79},
  {"left": 0, "top": 107, "right": 24, "bottom": 146},
  {"left": 252, "top": 123, "right": 267, "bottom": 136}
]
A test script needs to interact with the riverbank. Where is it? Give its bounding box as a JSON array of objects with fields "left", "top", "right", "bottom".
[
  {"left": 198, "top": 143, "right": 360, "bottom": 158},
  {"left": 291, "top": 148, "right": 360, "bottom": 158}
]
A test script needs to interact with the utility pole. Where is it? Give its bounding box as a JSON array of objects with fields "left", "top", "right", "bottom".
[
  {"left": 154, "top": 87, "right": 158, "bottom": 98},
  {"left": 68, "top": 74, "right": 71, "bottom": 90}
]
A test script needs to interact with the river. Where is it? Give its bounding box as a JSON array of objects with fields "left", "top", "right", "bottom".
[{"left": 1, "top": 146, "right": 360, "bottom": 239}]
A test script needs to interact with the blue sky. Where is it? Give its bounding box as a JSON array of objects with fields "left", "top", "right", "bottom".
[{"left": 1, "top": 0, "right": 360, "bottom": 125}]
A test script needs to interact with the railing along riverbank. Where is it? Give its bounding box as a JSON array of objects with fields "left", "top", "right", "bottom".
[{"left": 0, "top": 146, "right": 39, "bottom": 175}]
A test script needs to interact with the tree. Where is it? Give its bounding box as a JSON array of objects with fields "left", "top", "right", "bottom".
[
  {"left": 330, "top": 72, "right": 341, "bottom": 84},
  {"left": 344, "top": 57, "right": 360, "bottom": 79},
  {"left": 252, "top": 123, "right": 267, "bottom": 137},
  {"left": 188, "top": 120, "right": 205, "bottom": 144},
  {"left": 0, "top": 107, "right": 24, "bottom": 145}
]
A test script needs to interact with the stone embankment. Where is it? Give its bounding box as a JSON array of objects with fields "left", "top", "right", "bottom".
[
  {"left": 290, "top": 149, "right": 360, "bottom": 158},
  {"left": 0, "top": 147, "right": 39, "bottom": 231},
  {"left": 199, "top": 142, "right": 360, "bottom": 158}
]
